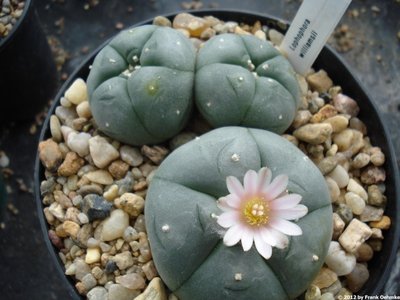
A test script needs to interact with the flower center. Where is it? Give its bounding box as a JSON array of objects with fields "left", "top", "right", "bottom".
[{"left": 242, "top": 197, "right": 270, "bottom": 226}]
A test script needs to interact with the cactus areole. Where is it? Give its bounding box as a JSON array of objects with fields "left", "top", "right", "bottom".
[
  {"left": 195, "top": 33, "right": 300, "bottom": 134},
  {"left": 145, "top": 127, "right": 332, "bottom": 300},
  {"left": 86, "top": 25, "right": 196, "bottom": 145}
]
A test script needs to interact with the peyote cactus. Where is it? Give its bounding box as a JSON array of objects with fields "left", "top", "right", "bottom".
[
  {"left": 145, "top": 127, "right": 332, "bottom": 300},
  {"left": 86, "top": 25, "right": 196, "bottom": 145},
  {"left": 195, "top": 34, "right": 300, "bottom": 134}
]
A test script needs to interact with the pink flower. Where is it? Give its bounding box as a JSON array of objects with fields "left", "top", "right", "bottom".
[{"left": 217, "top": 167, "right": 308, "bottom": 260}]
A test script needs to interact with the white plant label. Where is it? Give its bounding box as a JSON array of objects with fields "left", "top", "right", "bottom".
[{"left": 280, "top": 0, "right": 352, "bottom": 75}]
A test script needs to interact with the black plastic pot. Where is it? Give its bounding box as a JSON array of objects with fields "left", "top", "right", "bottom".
[
  {"left": 0, "top": 0, "right": 57, "bottom": 122},
  {"left": 34, "top": 9, "right": 400, "bottom": 299},
  {"left": 0, "top": 172, "right": 5, "bottom": 219}
]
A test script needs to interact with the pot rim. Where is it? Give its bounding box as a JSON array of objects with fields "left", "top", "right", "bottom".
[
  {"left": 0, "top": 0, "right": 32, "bottom": 50},
  {"left": 34, "top": 8, "right": 400, "bottom": 299}
]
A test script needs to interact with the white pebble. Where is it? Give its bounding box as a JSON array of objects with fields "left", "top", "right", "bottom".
[
  {"left": 67, "top": 132, "right": 91, "bottom": 157},
  {"left": 65, "top": 78, "right": 88, "bottom": 105},
  {"left": 344, "top": 192, "right": 366, "bottom": 215},
  {"left": 339, "top": 219, "right": 372, "bottom": 253},
  {"left": 85, "top": 248, "right": 101, "bottom": 264},
  {"left": 100, "top": 209, "right": 129, "bottom": 242},
  {"left": 89, "top": 136, "right": 119, "bottom": 168},
  {"left": 346, "top": 178, "right": 368, "bottom": 201},
  {"left": 327, "top": 165, "right": 349, "bottom": 188},
  {"left": 325, "top": 241, "right": 356, "bottom": 276}
]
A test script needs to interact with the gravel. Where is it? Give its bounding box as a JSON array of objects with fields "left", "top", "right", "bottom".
[{"left": 38, "top": 13, "right": 392, "bottom": 299}]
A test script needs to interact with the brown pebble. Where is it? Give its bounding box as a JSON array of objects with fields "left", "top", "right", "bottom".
[
  {"left": 306, "top": 70, "right": 333, "bottom": 93},
  {"left": 48, "top": 229, "right": 64, "bottom": 249},
  {"left": 360, "top": 166, "right": 386, "bottom": 184},
  {"left": 346, "top": 263, "right": 369, "bottom": 292},
  {"left": 310, "top": 104, "right": 337, "bottom": 123},
  {"left": 58, "top": 152, "right": 85, "bottom": 177},
  {"left": 108, "top": 160, "right": 130, "bottom": 180},
  {"left": 141, "top": 145, "right": 169, "bottom": 165},
  {"left": 355, "top": 243, "right": 374, "bottom": 262},
  {"left": 39, "top": 139, "right": 63, "bottom": 172},
  {"left": 332, "top": 93, "right": 360, "bottom": 117},
  {"left": 369, "top": 215, "right": 391, "bottom": 230}
]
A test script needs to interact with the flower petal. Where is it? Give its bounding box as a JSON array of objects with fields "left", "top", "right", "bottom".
[
  {"left": 263, "top": 175, "right": 288, "bottom": 200},
  {"left": 254, "top": 231, "right": 272, "bottom": 259},
  {"left": 223, "top": 224, "right": 242, "bottom": 246},
  {"left": 227, "top": 176, "right": 244, "bottom": 198},
  {"left": 217, "top": 197, "right": 234, "bottom": 212},
  {"left": 269, "top": 218, "right": 303, "bottom": 236},
  {"left": 217, "top": 211, "right": 240, "bottom": 228},
  {"left": 225, "top": 194, "right": 242, "bottom": 209},
  {"left": 258, "top": 167, "right": 272, "bottom": 190},
  {"left": 243, "top": 170, "right": 258, "bottom": 195},
  {"left": 241, "top": 226, "right": 254, "bottom": 251},
  {"left": 268, "top": 228, "right": 289, "bottom": 249},
  {"left": 270, "top": 194, "right": 302, "bottom": 210},
  {"left": 274, "top": 205, "right": 308, "bottom": 220},
  {"left": 258, "top": 227, "right": 277, "bottom": 247}
]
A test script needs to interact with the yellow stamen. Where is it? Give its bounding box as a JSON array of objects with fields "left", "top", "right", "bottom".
[{"left": 242, "top": 197, "right": 270, "bottom": 226}]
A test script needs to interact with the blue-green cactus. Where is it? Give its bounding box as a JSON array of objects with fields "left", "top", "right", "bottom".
[
  {"left": 145, "top": 127, "right": 332, "bottom": 300},
  {"left": 195, "top": 34, "right": 300, "bottom": 133},
  {"left": 87, "top": 25, "right": 196, "bottom": 145}
]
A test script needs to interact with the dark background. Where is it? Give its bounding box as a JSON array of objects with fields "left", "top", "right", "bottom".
[{"left": 0, "top": 0, "right": 399, "bottom": 299}]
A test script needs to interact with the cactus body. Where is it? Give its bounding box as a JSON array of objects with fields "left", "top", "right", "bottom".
[
  {"left": 146, "top": 127, "right": 332, "bottom": 300},
  {"left": 87, "top": 25, "right": 196, "bottom": 145},
  {"left": 195, "top": 34, "right": 300, "bottom": 133}
]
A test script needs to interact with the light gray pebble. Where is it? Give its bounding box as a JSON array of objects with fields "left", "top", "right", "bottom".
[
  {"left": 318, "top": 156, "right": 338, "bottom": 175},
  {"left": 81, "top": 273, "right": 97, "bottom": 291},
  {"left": 134, "top": 214, "right": 146, "bottom": 233},
  {"left": 108, "top": 284, "right": 140, "bottom": 300},
  {"left": 87, "top": 286, "right": 108, "bottom": 300},
  {"left": 359, "top": 205, "right": 384, "bottom": 222},
  {"left": 123, "top": 226, "right": 139, "bottom": 242},
  {"left": 120, "top": 145, "right": 143, "bottom": 167},
  {"left": 75, "top": 259, "right": 91, "bottom": 281},
  {"left": 55, "top": 106, "right": 78, "bottom": 123},
  {"left": 352, "top": 153, "right": 370, "bottom": 169}
]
